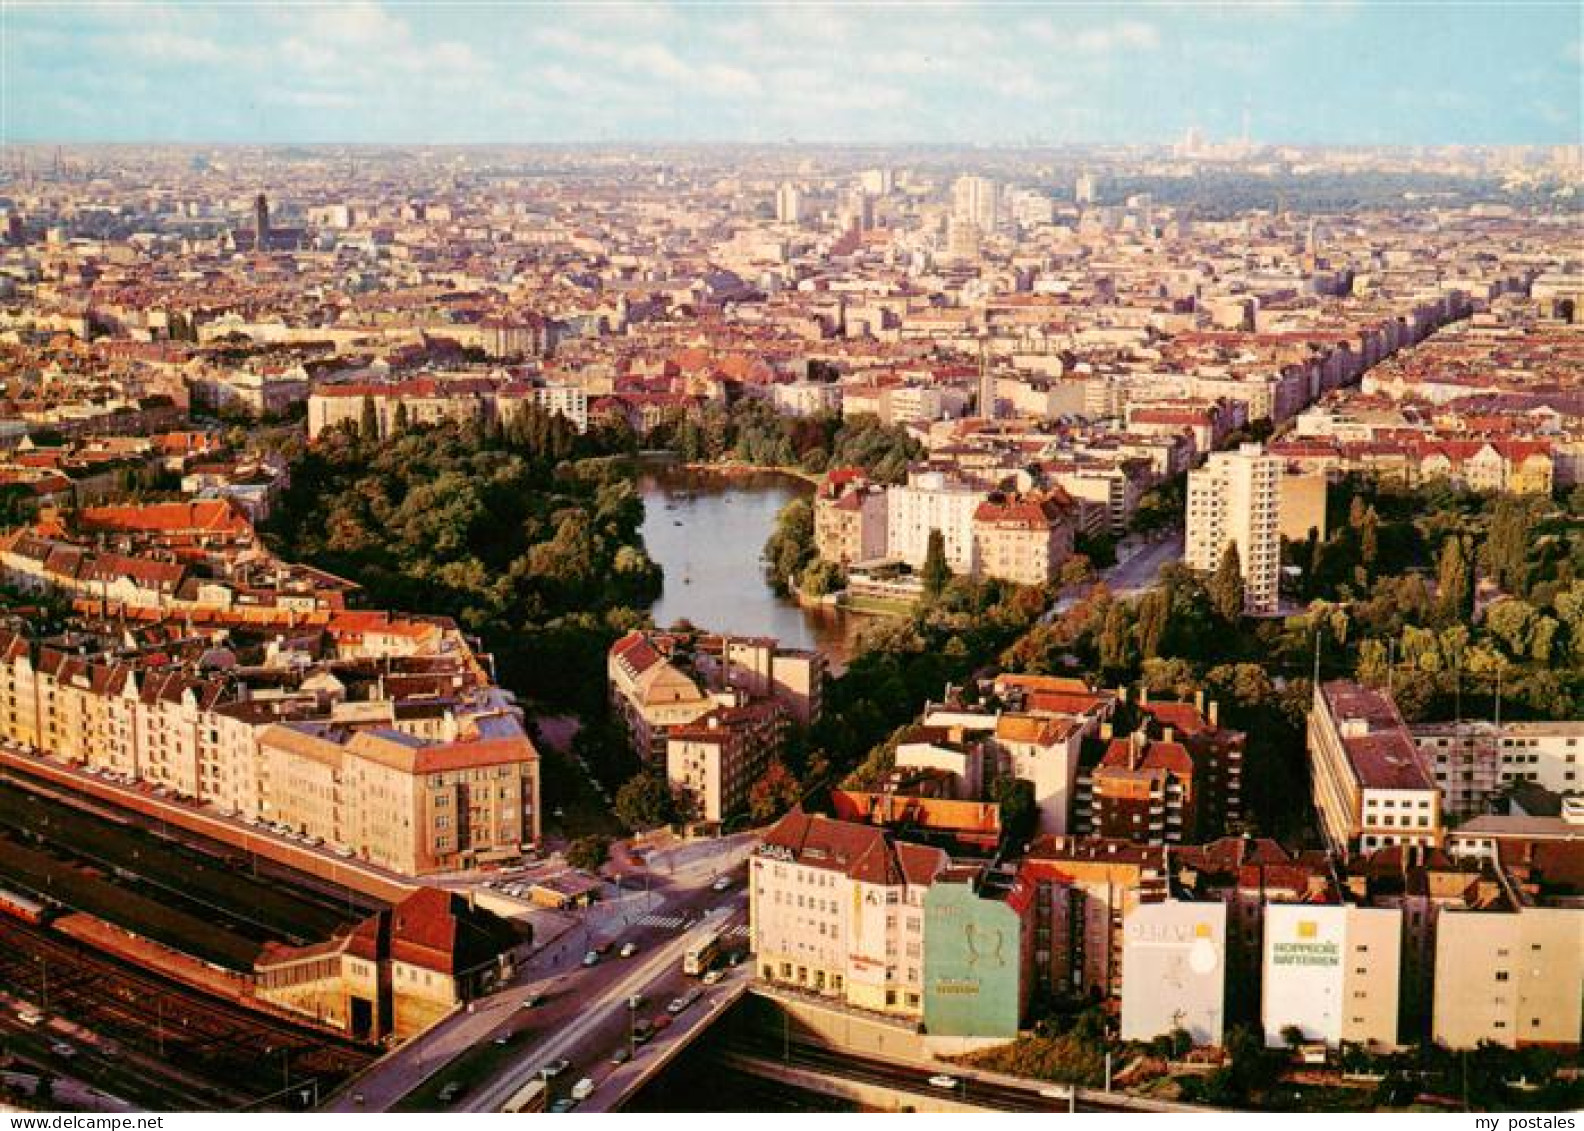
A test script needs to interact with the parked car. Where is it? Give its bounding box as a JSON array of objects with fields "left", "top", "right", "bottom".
[
  {"left": 619, "top": 941, "right": 638, "bottom": 958},
  {"left": 701, "top": 969, "right": 724, "bottom": 986},
  {"left": 610, "top": 1048, "right": 631, "bottom": 1065},
  {"left": 928, "top": 1075, "right": 960, "bottom": 1090},
  {"left": 666, "top": 997, "right": 688, "bottom": 1015},
  {"left": 582, "top": 950, "right": 600, "bottom": 967},
  {"left": 539, "top": 1058, "right": 571, "bottom": 1079},
  {"left": 571, "top": 1078, "right": 596, "bottom": 1101},
  {"left": 711, "top": 876, "right": 732, "bottom": 892}
]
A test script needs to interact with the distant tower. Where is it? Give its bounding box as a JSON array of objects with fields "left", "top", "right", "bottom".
[
  {"left": 978, "top": 336, "right": 997, "bottom": 421},
  {"left": 253, "top": 193, "right": 270, "bottom": 250}
]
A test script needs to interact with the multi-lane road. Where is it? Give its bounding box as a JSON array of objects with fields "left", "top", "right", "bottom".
[{"left": 330, "top": 837, "right": 755, "bottom": 1112}]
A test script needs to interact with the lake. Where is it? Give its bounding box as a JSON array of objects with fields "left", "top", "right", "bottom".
[{"left": 637, "top": 462, "right": 863, "bottom": 671}]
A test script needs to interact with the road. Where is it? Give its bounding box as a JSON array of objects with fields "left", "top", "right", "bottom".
[
  {"left": 732, "top": 1038, "right": 1176, "bottom": 1113},
  {"left": 1043, "top": 530, "right": 1184, "bottom": 623},
  {"left": 1106, "top": 531, "right": 1185, "bottom": 596},
  {"left": 327, "top": 835, "right": 755, "bottom": 1112},
  {"left": 461, "top": 896, "right": 749, "bottom": 1112}
]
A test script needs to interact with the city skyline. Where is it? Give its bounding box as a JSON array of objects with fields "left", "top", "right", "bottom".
[{"left": 3, "top": 1, "right": 1581, "bottom": 147}]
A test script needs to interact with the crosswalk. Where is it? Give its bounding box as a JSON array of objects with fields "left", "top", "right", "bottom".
[
  {"left": 631, "top": 913, "right": 752, "bottom": 939},
  {"left": 634, "top": 913, "right": 687, "bottom": 929}
]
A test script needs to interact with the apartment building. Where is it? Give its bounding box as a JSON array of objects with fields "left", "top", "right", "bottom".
[
  {"left": 970, "top": 491, "right": 1076, "bottom": 586},
  {"left": 665, "top": 701, "right": 784, "bottom": 823},
  {"left": 1411, "top": 720, "right": 1584, "bottom": 818},
  {"left": 922, "top": 865, "right": 1034, "bottom": 1042},
  {"left": 1019, "top": 837, "right": 1169, "bottom": 1005},
  {"left": 886, "top": 470, "right": 986, "bottom": 574},
  {"left": 813, "top": 481, "right": 889, "bottom": 565},
  {"left": 751, "top": 809, "right": 948, "bottom": 1019},
  {"left": 260, "top": 722, "right": 538, "bottom": 876},
  {"left": 1261, "top": 901, "right": 1403, "bottom": 1049},
  {"left": 1185, "top": 443, "right": 1281, "bottom": 615},
  {"left": 1119, "top": 897, "right": 1229, "bottom": 1046},
  {"left": 1430, "top": 864, "right": 1582, "bottom": 1050},
  {"left": 1308, "top": 681, "right": 1443, "bottom": 857}
]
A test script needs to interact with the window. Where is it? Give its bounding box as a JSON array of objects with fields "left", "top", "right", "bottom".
[{"left": 1495, "top": 971, "right": 1509, "bottom": 982}]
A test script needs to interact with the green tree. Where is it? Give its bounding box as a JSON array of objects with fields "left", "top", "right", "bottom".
[
  {"left": 762, "top": 498, "right": 816, "bottom": 595},
  {"left": 392, "top": 400, "right": 410, "bottom": 434},
  {"left": 566, "top": 835, "right": 612, "bottom": 872},
  {"left": 614, "top": 771, "right": 677, "bottom": 832},
  {"left": 921, "top": 528, "right": 951, "bottom": 599},
  {"left": 1435, "top": 535, "right": 1474, "bottom": 624},
  {"left": 1098, "top": 601, "right": 1137, "bottom": 676},
  {"left": 360, "top": 395, "right": 380, "bottom": 441},
  {"left": 1208, "top": 541, "right": 1246, "bottom": 624},
  {"left": 748, "top": 758, "right": 803, "bottom": 823}
]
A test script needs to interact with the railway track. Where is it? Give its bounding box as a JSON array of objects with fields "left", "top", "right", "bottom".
[{"left": 0, "top": 916, "right": 374, "bottom": 1106}]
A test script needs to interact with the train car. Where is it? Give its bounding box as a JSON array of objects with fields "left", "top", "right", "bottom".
[{"left": 0, "top": 885, "right": 52, "bottom": 926}]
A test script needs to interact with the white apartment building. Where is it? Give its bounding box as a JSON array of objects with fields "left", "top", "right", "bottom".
[
  {"left": 1261, "top": 902, "right": 1402, "bottom": 1049},
  {"left": 751, "top": 810, "right": 947, "bottom": 1019},
  {"left": 951, "top": 175, "right": 998, "bottom": 231},
  {"left": 1185, "top": 443, "right": 1281, "bottom": 615},
  {"left": 886, "top": 470, "right": 985, "bottom": 574}
]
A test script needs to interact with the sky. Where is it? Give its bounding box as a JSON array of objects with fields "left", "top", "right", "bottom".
[{"left": 2, "top": 1, "right": 1580, "bottom": 146}]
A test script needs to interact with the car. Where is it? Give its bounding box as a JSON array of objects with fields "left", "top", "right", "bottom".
[
  {"left": 570, "top": 1078, "right": 596, "bottom": 1101},
  {"left": 16, "top": 1009, "right": 44, "bottom": 1026},
  {"left": 726, "top": 950, "right": 745, "bottom": 968},
  {"left": 627, "top": 993, "right": 645, "bottom": 1010},
  {"left": 618, "top": 941, "right": 638, "bottom": 959},
  {"left": 610, "top": 1048, "right": 631, "bottom": 1065},
  {"left": 334, "top": 846, "right": 355, "bottom": 859},
  {"left": 632, "top": 1019, "right": 655, "bottom": 1044},
  {"left": 539, "top": 1058, "right": 571, "bottom": 1079},
  {"left": 492, "top": 1031, "right": 516, "bottom": 1046},
  {"left": 928, "top": 1075, "right": 960, "bottom": 1090},
  {"left": 582, "top": 950, "right": 600, "bottom": 967},
  {"left": 666, "top": 997, "right": 688, "bottom": 1015},
  {"left": 549, "top": 1099, "right": 577, "bottom": 1113},
  {"left": 437, "top": 1081, "right": 465, "bottom": 1103},
  {"left": 50, "top": 1042, "right": 75, "bottom": 1059},
  {"left": 593, "top": 941, "right": 614, "bottom": 956},
  {"left": 701, "top": 969, "right": 724, "bottom": 986},
  {"left": 1038, "top": 1086, "right": 1070, "bottom": 1100},
  {"left": 650, "top": 1015, "right": 673, "bottom": 1033},
  {"left": 520, "top": 992, "right": 547, "bottom": 1009},
  {"left": 683, "top": 988, "right": 703, "bottom": 1007},
  {"left": 711, "top": 876, "right": 732, "bottom": 892}
]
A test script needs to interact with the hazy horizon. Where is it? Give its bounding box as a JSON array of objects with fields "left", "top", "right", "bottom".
[{"left": 3, "top": 2, "right": 1580, "bottom": 148}]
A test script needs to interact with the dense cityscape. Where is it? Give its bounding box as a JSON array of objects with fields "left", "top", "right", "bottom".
[{"left": 0, "top": 1, "right": 1581, "bottom": 1121}]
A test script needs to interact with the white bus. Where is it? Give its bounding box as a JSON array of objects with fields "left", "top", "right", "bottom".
[{"left": 681, "top": 926, "right": 727, "bottom": 976}]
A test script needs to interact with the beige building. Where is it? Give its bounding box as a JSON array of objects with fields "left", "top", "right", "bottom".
[
  {"left": 1431, "top": 872, "right": 1582, "bottom": 1050},
  {"left": 1186, "top": 443, "right": 1281, "bottom": 615},
  {"left": 255, "top": 887, "right": 525, "bottom": 1041},
  {"left": 607, "top": 631, "right": 716, "bottom": 759},
  {"left": 260, "top": 723, "right": 538, "bottom": 876},
  {"left": 1261, "top": 901, "right": 1402, "bottom": 1049},
  {"left": 751, "top": 809, "right": 948, "bottom": 1020},
  {"left": 1276, "top": 465, "right": 1329, "bottom": 543},
  {"left": 971, "top": 491, "right": 1076, "bottom": 586},
  {"left": 813, "top": 481, "right": 889, "bottom": 566},
  {"left": 1309, "top": 682, "right": 1443, "bottom": 858},
  {"left": 665, "top": 701, "right": 784, "bottom": 823}
]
